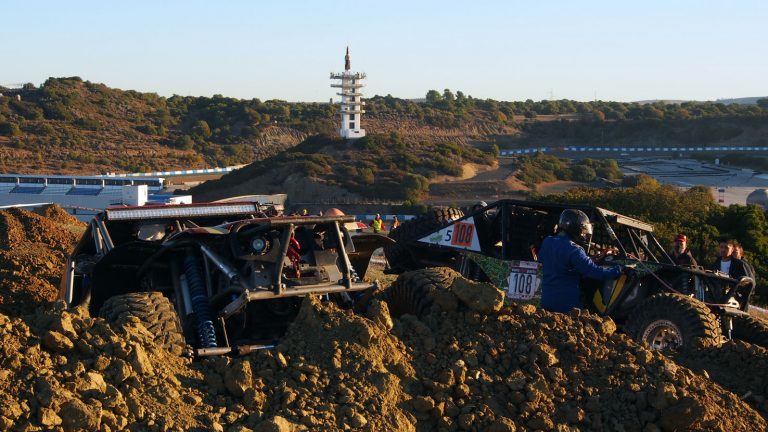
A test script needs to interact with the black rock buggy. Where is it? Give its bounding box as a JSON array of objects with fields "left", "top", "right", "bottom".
[
  {"left": 384, "top": 199, "right": 768, "bottom": 349},
  {"left": 59, "top": 202, "right": 389, "bottom": 356}
]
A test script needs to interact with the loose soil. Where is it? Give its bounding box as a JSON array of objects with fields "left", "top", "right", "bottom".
[
  {"left": 1, "top": 206, "right": 767, "bottom": 431},
  {"left": 0, "top": 205, "right": 85, "bottom": 316}
]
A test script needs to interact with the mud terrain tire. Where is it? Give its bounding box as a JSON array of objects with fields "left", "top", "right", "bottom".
[
  {"left": 731, "top": 314, "right": 768, "bottom": 348},
  {"left": 100, "top": 291, "right": 186, "bottom": 355},
  {"left": 384, "top": 208, "right": 464, "bottom": 271},
  {"left": 625, "top": 293, "right": 721, "bottom": 349},
  {"left": 379, "top": 267, "right": 461, "bottom": 318}
]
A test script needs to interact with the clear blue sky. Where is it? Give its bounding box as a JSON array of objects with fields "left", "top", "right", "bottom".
[{"left": 1, "top": 0, "right": 765, "bottom": 103}]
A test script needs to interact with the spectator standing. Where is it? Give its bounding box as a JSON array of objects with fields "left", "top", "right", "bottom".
[
  {"left": 539, "top": 209, "right": 625, "bottom": 313},
  {"left": 733, "top": 242, "right": 755, "bottom": 279},
  {"left": 709, "top": 239, "right": 749, "bottom": 280},
  {"left": 669, "top": 234, "right": 698, "bottom": 267},
  {"left": 390, "top": 216, "right": 400, "bottom": 231},
  {"left": 371, "top": 213, "right": 384, "bottom": 233}
]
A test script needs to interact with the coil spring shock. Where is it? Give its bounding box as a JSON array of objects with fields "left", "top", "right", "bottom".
[{"left": 183, "top": 255, "right": 218, "bottom": 348}]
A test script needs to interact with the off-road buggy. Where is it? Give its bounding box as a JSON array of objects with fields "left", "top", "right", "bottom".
[
  {"left": 59, "top": 202, "right": 390, "bottom": 356},
  {"left": 384, "top": 199, "right": 768, "bottom": 349}
]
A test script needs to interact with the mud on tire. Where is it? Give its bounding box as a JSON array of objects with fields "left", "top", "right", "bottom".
[
  {"left": 100, "top": 291, "right": 186, "bottom": 355},
  {"left": 625, "top": 293, "right": 721, "bottom": 349},
  {"left": 384, "top": 208, "right": 464, "bottom": 271},
  {"left": 731, "top": 314, "right": 768, "bottom": 348},
  {"left": 379, "top": 267, "right": 461, "bottom": 319}
]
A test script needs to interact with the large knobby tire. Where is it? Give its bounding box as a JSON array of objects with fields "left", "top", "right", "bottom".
[
  {"left": 378, "top": 267, "right": 461, "bottom": 319},
  {"left": 100, "top": 291, "right": 186, "bottom": 355},
  {"left": 731, "top": 314, "right": 768, "bottom": 348},
  {"left": 625, "top": 293, "right": 721, "bottom": 350},
  {"left": 384, "top": 208, "right": 464, "bottom": 271}
]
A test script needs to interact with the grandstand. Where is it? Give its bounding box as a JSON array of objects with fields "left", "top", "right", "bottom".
[{"left": 0, "top": 173, "right": 191, "bottom": 221}]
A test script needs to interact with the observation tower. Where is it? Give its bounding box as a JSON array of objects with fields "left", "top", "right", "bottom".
[{"left": 330, "top": 47, "right": 366, "bottom": 139}]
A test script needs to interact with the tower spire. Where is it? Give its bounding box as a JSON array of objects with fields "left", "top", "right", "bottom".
[
  {"left": 344, "top": 46, "right": 350, "bottom": 71},
  {"left": 330, "top": 47, "right": 366, "bottom": 139}
]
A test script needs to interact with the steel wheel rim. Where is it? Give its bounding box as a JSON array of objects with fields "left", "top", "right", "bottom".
[{"left": 642, "top": 320, "right": 683, "bottom": 349}]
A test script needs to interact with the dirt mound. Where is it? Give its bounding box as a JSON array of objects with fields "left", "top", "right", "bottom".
[
  {"left": 2, "top": 281, "right": 765, "bottom": 431},
  {"left": 387, "top": 275, "right": 765, "bottom": 431},
  {"left": 0, "top": 303, "right": 216, "bottom": 431},
  {"left": 673, "top": 341, "right": 768, "bottom": 419},
  {"left": 2, "top": 208, "right": 767, "bottom": 431},
  {"left": 0, "top": 206, "right": 84, "bottom": 316},
  {"left": 34, "top": 204, "right": 84, "bottom": 226}
]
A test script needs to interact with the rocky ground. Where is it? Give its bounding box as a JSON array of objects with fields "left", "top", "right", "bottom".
[
  {"left": 0, "top": 206, "right": 85, "bottom": 316},
  {"left": 1, "top": 206, "right": 768, "bottom": 431}
]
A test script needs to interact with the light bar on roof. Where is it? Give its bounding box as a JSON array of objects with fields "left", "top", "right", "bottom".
[{"left": 106, "top": 203, "right": 258, "bottom": 221}]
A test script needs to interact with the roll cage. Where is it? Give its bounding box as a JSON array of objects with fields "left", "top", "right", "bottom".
[{"left": 454, "top": 199, "right": 674, "bottom": 265}]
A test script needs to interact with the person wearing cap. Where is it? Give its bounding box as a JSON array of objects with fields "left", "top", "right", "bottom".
[
  {"left": 670, "top": 234, "right": 697, "bottom": 267},
  {"left": 539, "top": 209, "right": 625, "bottom": 313}
]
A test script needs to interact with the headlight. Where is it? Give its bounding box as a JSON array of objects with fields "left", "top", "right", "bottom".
[{"left": 251, "top": 237, "right": 269, "bottom": 254}]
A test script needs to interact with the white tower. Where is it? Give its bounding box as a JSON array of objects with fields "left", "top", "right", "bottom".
[{"left": 330, "top": 47, "right": 366, "bottom": 139}]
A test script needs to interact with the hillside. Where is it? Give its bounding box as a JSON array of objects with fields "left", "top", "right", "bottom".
[
  {"left": 189, "top": 133, "right": 497, "bottom": 205},
  {"left": 2, "top": 78, "right": 767, "bottom": 179},
  {"left": 0, "top": 79, "right": 513, "bottom": 175}
]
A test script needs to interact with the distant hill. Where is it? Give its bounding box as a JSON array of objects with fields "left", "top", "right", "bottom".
[
  {"left": 715, "top": 97, "right": 768, "bottom": 106},
  {"left": 636, "top": 97, "right": 767, "bottom": 106},
  {"left": 1, "top": 78, "right": 767, "bottom": 206}
]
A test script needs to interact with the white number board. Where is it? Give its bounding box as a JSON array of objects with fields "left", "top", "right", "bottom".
[
  {"left": 417, "top": 217, "right": 481, "bottom": 252},
  {"left": 506, "top": 261, "right": 540, "bottom": 300}
]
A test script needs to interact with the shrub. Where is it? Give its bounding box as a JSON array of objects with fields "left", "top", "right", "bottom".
[
  {"left": 135, "top": 124, "right": 158, "bottom": 135},
  {"left": 0, "top": 122, "right": 22, "bottom": 137}
]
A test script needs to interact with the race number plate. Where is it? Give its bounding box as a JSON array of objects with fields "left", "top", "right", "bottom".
[{"left": 506, "top": 262, "right": 540, "bottom": 300}]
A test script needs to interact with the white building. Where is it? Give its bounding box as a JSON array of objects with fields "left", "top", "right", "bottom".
[
  {"left": 330, "top": 47, "right": 366, "bottom": 139},
  {"left": 0, "top": 173, "right": 191, "bottom": 221}
]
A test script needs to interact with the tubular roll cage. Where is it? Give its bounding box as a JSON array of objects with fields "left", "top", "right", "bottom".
[{"left": 61, "top": 212, "right": 379, "bottom": 356}]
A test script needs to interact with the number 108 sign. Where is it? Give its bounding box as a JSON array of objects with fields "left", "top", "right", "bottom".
[{"left": 506, "top": 267, "right": 540, "bottom": 300}]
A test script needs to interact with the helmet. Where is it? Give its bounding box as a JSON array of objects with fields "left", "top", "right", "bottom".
[
  {"left": 558, "top": 209, "right": 593, "bottom": 243},
  {"left": 325, "top": 208, "right": 345, "bottom": 217},
  {"left": 471, "top": 201, "right": 488, "bottom": 212}
]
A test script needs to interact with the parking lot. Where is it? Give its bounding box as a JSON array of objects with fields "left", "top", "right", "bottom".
[{"left": 620, "top": 158, "right": 768, "bottom": 206}]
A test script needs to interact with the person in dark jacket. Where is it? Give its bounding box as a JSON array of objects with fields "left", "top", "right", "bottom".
[
  {"left": 709, "top": 239, "right": 749, "bottom": 280},
  {"left": 733, "top": 242, "right": 755, "bottom": 279},
  {"left": 669, "top": 234, "right": 698, "bottom": 267},
  {"left": 538, "top": 209, "right": 624, "bottom": 313}
]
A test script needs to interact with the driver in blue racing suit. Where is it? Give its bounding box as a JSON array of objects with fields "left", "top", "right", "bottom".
[{"left": 539, "top": 209, "right": 624, "bottom": 313}]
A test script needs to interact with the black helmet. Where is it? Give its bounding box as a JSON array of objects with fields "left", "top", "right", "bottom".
[{"left": 558, "top": 209, "right": 593, "bottom": 243}]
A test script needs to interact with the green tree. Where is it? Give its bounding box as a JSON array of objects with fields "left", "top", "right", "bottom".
[
  {"left": 173, "top": 135, "right": 195, "bottom": 150},
  {"left": 359, "top": 167, "right": 375, "bottom": 185},
  {"left": 402, "top": 173, "right": 429, "bottom": 201},
  {"left": 571, "top": 165, "right": 597, "bottom": 182},
  {"left": 426, "top": 90, "right": 442, "bottom": 105},
  {"left": 192, "top": 120, "right": 212, "bottom": 138}
]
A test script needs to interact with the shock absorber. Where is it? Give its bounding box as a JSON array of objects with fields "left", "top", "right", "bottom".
[{"left": 183, "top": 255, "right": 218, "bottom": 348}]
